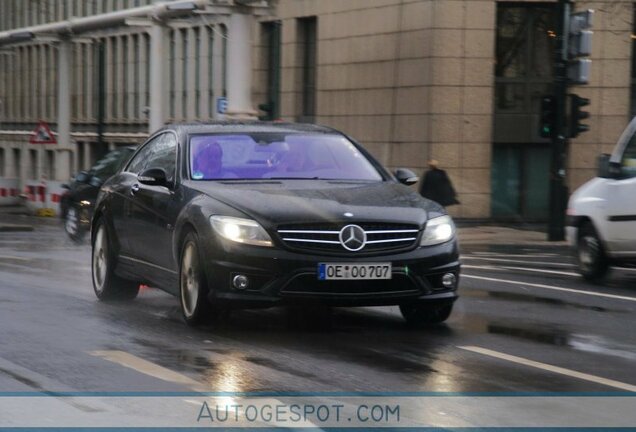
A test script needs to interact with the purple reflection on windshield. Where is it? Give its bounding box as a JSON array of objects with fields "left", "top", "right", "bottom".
[{"left": 189, "top": 133, "right": 383, "bottom": 181}]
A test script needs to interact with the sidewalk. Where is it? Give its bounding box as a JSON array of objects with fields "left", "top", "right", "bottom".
[
  {"left": 457, "top": 225, "right": 568, "bottom": 246},
  {"left": 0, "top": 209, "right": 48, "bottom": 232}
]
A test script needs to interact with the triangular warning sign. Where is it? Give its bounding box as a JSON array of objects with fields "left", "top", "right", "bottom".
[{"left": 30, "top": 121, "right": 57, "bottom": 144}]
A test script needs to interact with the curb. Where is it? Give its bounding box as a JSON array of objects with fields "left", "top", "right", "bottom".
[{"left": 0, "top": 224, "right": 34, "bottom": 232}]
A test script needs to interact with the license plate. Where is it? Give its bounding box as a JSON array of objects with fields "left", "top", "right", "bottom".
[{"left": 318, "top": 263, "right": 392, "bottom": 280}]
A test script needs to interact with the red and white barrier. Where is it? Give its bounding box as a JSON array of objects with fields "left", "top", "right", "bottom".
[
  {"left": 0, "top": 178, "right": 20, "bottom": 206},
  {"left": 23, "top": 180, "right": 67, "bottom": 216}
]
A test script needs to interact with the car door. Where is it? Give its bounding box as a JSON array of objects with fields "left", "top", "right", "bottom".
[
  {"left": 112, "top": 137, "right": 162, "bottom": 258},
  {"left": 605, "top": 128, "right": 636, "bottom": 256},
  {"left": 126, "top": 132, "right": 180, "bottom": 288}
]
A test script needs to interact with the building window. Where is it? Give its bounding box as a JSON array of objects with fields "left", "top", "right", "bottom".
[
  {"left": 46, "top": 150, "right": 55, "bottom": 180},
  {"left": 13, "top": 149, "right": 20, "bottom": 179},
  {"left": 29, "top": 149, "right": 37, "bottom": 179},
  {"left": 220, "top": 24, "right": 227, "bottom": 98},
  {"left": 260, "top": 20, "right": 282, "bottom": 121},
  {"left": 169, "top": 30, "right": 176, "bottom": 119},
  {"left": 122, "top": 36, "right": 128, "bottom": 119},
  {"left": 296, "top": 17, "right": 317, "bottom": 123},
  {"left": 194, "top": 27, "right": 201, "bottom": 118},
  {"left": 181, "top": 28, "right": 188, "bottom": 119},
  {"left": 494, "top": 2, "right": 556, "bottom": 143},
  {"left": 631, "top": 4, "right": 636, "bottom": 118},
  {"left": 208, "top": 26, "right": 215, "bottom": 117},
  {"left": 492, "top": 2, "right": 557, "bottom": 221}
]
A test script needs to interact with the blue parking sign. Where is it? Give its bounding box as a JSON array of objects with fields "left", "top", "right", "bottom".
[{"left": 216, "top": 97, "right": 228, "bottom": 114}]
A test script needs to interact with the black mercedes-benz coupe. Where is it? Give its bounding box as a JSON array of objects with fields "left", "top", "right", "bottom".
[{"left": 91, "top": 122, "right": 460, "bottom": 326}]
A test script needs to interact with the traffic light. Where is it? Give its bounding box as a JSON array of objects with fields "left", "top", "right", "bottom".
[
  {"left": 539, "top": 95, "right": 556, "bottom": 138},
  {"left": 569, "top": 93, "right": 590, "bottom": 138},
  {"left": 568, "top": 9, "right": 594, "bottom": 85}
]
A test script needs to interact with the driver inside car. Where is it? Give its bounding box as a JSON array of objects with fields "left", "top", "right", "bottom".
[{"left": 192, "top": 140, "right": 236, "bottom": 179}]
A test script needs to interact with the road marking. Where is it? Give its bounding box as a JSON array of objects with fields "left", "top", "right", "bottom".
[
  {"left": 462, "top": 274, "right": 636, "bottom": 302},
  {"left": 0, "top": 255, "right": 32, "bottom": 261},
  {"left": 458, "top": 345, "right": 636, "bottom": 392},
  {"left": 469, "top": 252, "right": 560, "bottom": 258},
  {"left": 463, "top": 264, "right": 580, "bottom": 277},
  {"left": 461, "top": 256, "right": 575, "bottom": 268},
  {"left": 90, "top": 350, "right": 199, "bottom": 387}
]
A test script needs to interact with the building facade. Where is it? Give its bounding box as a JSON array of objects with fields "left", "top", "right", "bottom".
[
  {"left": 0, "top": 0, "right": 250, "bottom": 201},
  {"left": 253, "top": 0, "right": 634, "bottom": 220},
  {"left": 0, "top": 0, "right": 633, "bottom": 220}
]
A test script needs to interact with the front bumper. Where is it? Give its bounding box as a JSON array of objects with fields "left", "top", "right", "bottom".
[{"left": 201, "top": 239, "right": 460, "bottom": 307}]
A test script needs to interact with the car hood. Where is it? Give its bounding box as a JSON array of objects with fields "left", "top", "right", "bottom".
[
  {"left": 187, "top": 180, "right": 443, "bottom": 227},
  {"left": 568, "top": 176, "right": 607, "bottom": 208}
]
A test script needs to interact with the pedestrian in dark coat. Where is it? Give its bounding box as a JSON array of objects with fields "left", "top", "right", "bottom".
[{"left": 419, "top": 159, "right": 460, "bottom": 207}]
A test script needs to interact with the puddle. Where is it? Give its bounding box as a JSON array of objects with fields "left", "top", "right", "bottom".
[
  {"left": 331, "top": 346, "right": 438, "bottom": 374},
  {"left": 487, "top": 324, "right": 570, "bottom": 346},
  {"left": 464, "top": 316, "right": 636, "bottom": 363},
  {"left": 464, "top": 289, "right": 620, "bottom": 313},
  {"left": 243, "top": 356, "right": 316, "bottom": 379}
]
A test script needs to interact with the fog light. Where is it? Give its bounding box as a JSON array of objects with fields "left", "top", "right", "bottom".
[
  {"left": 442, "top": 273, "right": 457, "bottom": 289},
  {"left": 232, "top": 274, "right": 249, "bottom": 290}
]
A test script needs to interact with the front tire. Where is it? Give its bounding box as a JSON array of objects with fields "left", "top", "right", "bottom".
[
  {"left": 577, "top": 222, "right": 609, "bottom": 282},
  {"left": 179, "top": 231, "right": 215, "bottom": 326},
  {"left": 92, "top": 219, "right": 139, "bottom": 301},
  {"left": 400, "top": 303, "right": 453, "bottom": 327},
  {"left": 64, "top": 204, "right": 87, "bottom": 243}
]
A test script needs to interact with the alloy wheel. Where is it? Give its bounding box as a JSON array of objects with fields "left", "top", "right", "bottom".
[
  {"left": 92, "top": 225, "right": 107, "bottom": 294},
  {"left": 65, "top": 207, "right": 78, "bottom": 236},
  {"left": 180, "top": 241, "right": 200, "bottom": 318}
]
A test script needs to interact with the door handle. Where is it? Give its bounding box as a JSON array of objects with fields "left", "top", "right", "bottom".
[{"left": 130, "top": 184, "right": 140, "bottom": 195}]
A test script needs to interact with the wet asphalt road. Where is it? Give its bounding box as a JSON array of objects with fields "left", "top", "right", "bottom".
[{"left": 1, "top": 216, "right": 636, "bottom": 396}]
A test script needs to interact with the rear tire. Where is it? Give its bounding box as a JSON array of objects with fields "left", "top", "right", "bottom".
[
  {"left": 92, "top": 219, "right": 139, "bottom": 301},
  {"left": 400, "top": 303, "right": 453, "bottom": 327},
  {"left": 179, "top": 231, "right": 216, "bottom": 326},
  {"left": 577, "top": 222, "right": 609, "bottom": 283}
]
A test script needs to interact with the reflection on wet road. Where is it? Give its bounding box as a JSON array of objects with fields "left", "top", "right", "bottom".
[{"left": 1, "top": 217, "right": 636, "bottom": 397}]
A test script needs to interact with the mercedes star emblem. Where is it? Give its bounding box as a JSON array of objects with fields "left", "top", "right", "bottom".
[{"left": 339, "top": 224, "right": 367, "bottom": 251}]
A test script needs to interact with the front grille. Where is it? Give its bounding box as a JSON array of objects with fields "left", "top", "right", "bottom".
[{"left": 277, "top": 222, "right": 420, "bottom": 255}]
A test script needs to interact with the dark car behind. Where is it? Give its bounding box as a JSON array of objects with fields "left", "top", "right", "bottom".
[{"left": 61, "top": 146, "right": 136, "bottom": 241}]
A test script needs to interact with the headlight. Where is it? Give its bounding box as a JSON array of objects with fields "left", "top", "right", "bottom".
[
  {"left": 420, "top": 215, "right": 455, "bottom": 246},
  {"left": 210, "top": 216, "right": 273, "bottom": 247}
]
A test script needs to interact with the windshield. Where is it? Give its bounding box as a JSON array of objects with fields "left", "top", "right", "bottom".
[{"left": 189, "top": 133, "right": 383, "bottom": 181}]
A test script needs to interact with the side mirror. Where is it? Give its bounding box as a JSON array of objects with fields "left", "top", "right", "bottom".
[
  {"left": 60, "top": 183, "right": 70, "bottom": 190},
  {"left": 138, "top": 168, "right": 169, "bottom": 187},
  {"left": 74, "top": 171, "right": 90, "bottom": 183},
  {"left": 394, "top": 168, "right": 419, "bottom": 186},
  {"left": 609, "top": 161, "right": 622, "bottom": 178},
  {"left": 597, "top": 153, "right": 621, "bottom": 179},
  {"left": 89, "top": 176, "right": 103, "bottom": 187},
  {"left": 597, "top": 154, "right": 610, "bottom": 178}
]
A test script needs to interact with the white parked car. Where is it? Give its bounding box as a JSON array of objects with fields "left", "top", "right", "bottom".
[{"left": 567, "top": 117, "right": 636, "bottom": 281}]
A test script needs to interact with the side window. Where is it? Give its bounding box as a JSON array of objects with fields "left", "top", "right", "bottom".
[
  {"left": 127, "top": 135, "right": 162, "bottom": 174},
  {"left": 145, "top": 134, "right": 178, "bottom": 182},
  {"left": 621, "top": 133, "right": 636, "bottom": 179}
]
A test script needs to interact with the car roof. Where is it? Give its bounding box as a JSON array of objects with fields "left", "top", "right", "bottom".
[{"left": 158, "top": 121, "right": 339, "bottom": 136}]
